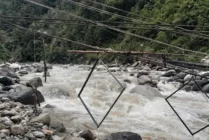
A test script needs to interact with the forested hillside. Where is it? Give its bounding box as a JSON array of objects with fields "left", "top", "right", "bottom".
[{"left": 0, "top": 0, "right": 209, "bottom": 63}]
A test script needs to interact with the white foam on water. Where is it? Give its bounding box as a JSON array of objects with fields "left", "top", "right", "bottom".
[{"left": 20, "top": 65, "right": 209, "bottom": 140}]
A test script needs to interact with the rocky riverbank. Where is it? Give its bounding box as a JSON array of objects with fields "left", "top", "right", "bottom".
[
  {"left": 1, "top": 59, "right": 209, "bottom": 140},
  {"left": 0, "top": 62, "right": 144, "bottom": 140}
]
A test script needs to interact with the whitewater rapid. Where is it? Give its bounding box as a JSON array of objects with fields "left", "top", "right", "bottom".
[{"left": 20, "top": 64, "right": 209, "bottom": 140}]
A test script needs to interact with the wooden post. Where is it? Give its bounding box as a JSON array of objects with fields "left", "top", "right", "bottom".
[{"left": 43, "top": 39, "right": 47, "bottom": 83}]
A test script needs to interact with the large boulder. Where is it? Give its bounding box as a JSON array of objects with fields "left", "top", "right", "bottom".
[
  {"left": 0, "top": 68, "right": 19, "bottom": 79},
  {"left": 79, "top": 130, "right": 94, "bottom": 140},
  {"left": 101, "top": 132, "right": 142, "bottom": 140},
  {"left": 162, "top": 70, "right": 176, "bottom": 77},
  {"left": 202, "top": 84, "right": 209, "bottom": 93},
  {"left": 0, "top": 77, "right": 15, "bottom": 86},
  {"left": 50, "top": 122, "right": 66, "bottom": 133},
  {"left": 8, "top": 88, "right": 45, "bottom": 105},
  {"left": 10, "top": 125, "right": 25, "bottom": 135},
  {"left": 130, "top": 85, "right": 162, "bottom": 100},
  {"left": 184, "top": 74, "right": 193, "bottom": 82},
  {"left": 137, "top": 75, "right": 152, "bottom": 85},
  {"left": 132, "top": 61, "right": 141, "bottom": 67},
  {"left": 137, "top": 70, "right": 149, "bottom": 77},
  {"left": 175, "top": 72, "right": 187, "bottom": 79},
  {"left": 191, "top": 79, "right": 209, "bottom": 91},
  {"left": 18, "top": 70, "right": 29, "bottom": 75},
  {"left": 26, "top": 77, "right": 43, "bottom": 88},
  {"left": 30, "top": 113, "right": 51, "bottom": 126}
]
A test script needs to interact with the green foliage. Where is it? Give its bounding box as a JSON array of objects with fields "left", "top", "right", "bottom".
[
  {"left": 0, "top": 44, "right": 10, "bottom": 61},
  {"left": 0, "top": 0, "right": 209, "bottom": 63}
]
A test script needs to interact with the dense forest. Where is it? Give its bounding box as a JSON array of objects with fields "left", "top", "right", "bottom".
[{"left": 0, "top": 0, "right": 209, "bottom": 63}]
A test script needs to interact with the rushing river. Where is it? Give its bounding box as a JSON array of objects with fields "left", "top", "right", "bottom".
[{"left": 20, "top": 64, "right": 209, "bottom": 140}]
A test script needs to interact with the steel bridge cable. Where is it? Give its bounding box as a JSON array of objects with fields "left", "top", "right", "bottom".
[
  {"left": 82, "top": 0, "right": 209, "bottom": 39},
  {"left": 2, "top": 18, "right": 209, "bottom": 33},
  {"left": 2, "top": 15, "right": 209, "bottom": 28},
  {"left": 59, "top": 0, "right": 209, "bottom": 40},
  {"left": 1, "top": 19, "right": 188, "bottom": 57},
  {"left": 2, "top": 18, "right": 209, "bottom": 35},
  {"left": 0, "top": 19, "right": 109, "bottom": 51},
  {"left": 23, "top": 0, "right": 209, "bottom": 56}
]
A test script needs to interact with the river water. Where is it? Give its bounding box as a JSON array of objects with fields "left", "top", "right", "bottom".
[{"left": 20, "top": 64, "right": 209, "bottom": 140}]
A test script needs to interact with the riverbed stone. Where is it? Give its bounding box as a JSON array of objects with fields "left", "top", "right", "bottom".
[
  {"left": 101, "top": 132, "right": 142, "bottom": 140},
  {"left": 32, "top": 131, "right": 45, "bottom": 138},
  {"left": 162, "top": 70, "right": 176, "bottom": 77},
  {"left": 137, "top": 75, "right": 152, "bottom": 85},
  {"left": 130, "top": 85, "right": 163, "bottom": 100},
  {"left": 30, "top": 113, "right": 51, "bottom": 126},
  {"left": 11, "top": 125, "right": 25, "bottom": 135},
  {"left": 2, "top": 110, "right": 18, "bottom": 117},
  {"left": 202, "top": 84, "right": 209, "bottom": 93},
  {"left": 50, "top": 122, "right": 66, "bottom": 133},
  {"left": 26, "top": 77, "right": 43, "bottom": 88},
  {"left": 79, "top": 130, "right": 95, "bottom": 140},
  {"left": 8, "top": 88, "right": 45, "bottom": 105},
  {"left": 0, "top": 77, "right": 15, "bottom": 86},
  {"left": 11, "top": 115, "right": 22, "bottom": 123}
]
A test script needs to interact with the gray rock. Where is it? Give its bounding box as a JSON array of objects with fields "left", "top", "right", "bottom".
[
  {"left": 0, "top": 129, "right": 10, "bottom": 135},
  {"left": 130, "top": 85, "right": 162, "bottom": 100},
  {"left": 0, "top": 77, "right": 15, "bottom": 86},
  {"left": 0, "top": 124, "right": 7, "bottom": 130},
  {"left": 18, "top": 71, "right": 28, "bottom": 75},
  {"left": 191, "top": 79, "right": 209, "bottom": 91},
  {"left": 52, "top": 135, "right": 62, "bottom": 140},
  {"left": 26, "top": 77, "right": 43, "bottom": 88},
  {"left": 162, "top": 70, "right": 176, "bottom": 77},
  {"left": 44, "top": 104, "right": 55, "bottom": 109},
  {"left": 123, "top": 79, "right": 132, "bottom": 84},
  {"left": 176, "top": 72, "right": 187, "bottom": 79},
  {"left": 137, "top": 70, "right": 149, "bottom": 77},
  {"left": 0, "top": 67, "right": 19, "bottom": 79},
  {"left": 10, "top": 125, "right": 25, "bottom": 135},
  {"left": 2, "top": 110, "right": 18, "bottom": 117},
  {"left": 202, "top": 72, "right": 209, "bottom": 78},
  {"left": 36, "top": 67, "right": 44, "bottom": 73},
  {"left": 4, "top": 120, "right": 14, "bottom": 127},
  {"left": 1, "top": 97, "right": 10, "bottom": 102},
  {"left": 30, "top": 113, "right": 51, "bottom": 126},
  {"left": 102, "top": 132, "right": 142, "bottom": 140},
  {"left": 137, "top": 75, "right": 152, "bottom": 85},
  {"left": 50, "top": 122, "right": 66, "bottom": 133},
  {"left": 0, "top": 104, "right": 6, "bottom": 110},
  {"left": 32, "top": 131, "right": 45, "bottom": 138},
  {"left": 132, "top": 61, "right": 141, "bottom": 67},
  {"left": 203, "top": 84, "right": 209, "bottom": 93},
  {"left": 0, "top": 132, "right": 6, "bottom": 138},
  {"left": 142, "top": 66, "right": 151, "bottom": 71},
  {"left": 0, "top": 117, "right": 13, "bottom": 125},
  {"left": 79, "top": 130, "right": 94, "bottom": 140},
  {"left": 183, "top": 85, "right": 192, "bottom": 92},
  {"left": 8, "top": 87, "right": 45, "bottom": 105},
  {"left": 25, "top": 133, "right": 35, "bottom": 139},
  {"left": 11, "top": 115, "right": 22, "bottom": 123},
  {"left": 184, "top": 74, "right": 193, "bottom": 82}
]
